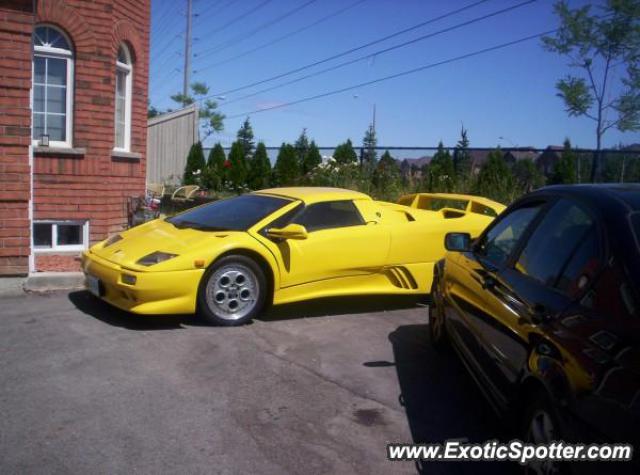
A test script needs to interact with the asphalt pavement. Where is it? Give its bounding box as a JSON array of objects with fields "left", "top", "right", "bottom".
[{"left": 0, "top": 291, "right": 514, "bottom": 474}]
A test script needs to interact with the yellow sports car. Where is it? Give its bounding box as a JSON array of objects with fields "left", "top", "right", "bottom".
[{"left": 82, "top": 187, "right": 502, "bottom": 326}]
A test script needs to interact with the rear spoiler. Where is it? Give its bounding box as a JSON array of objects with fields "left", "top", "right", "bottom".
[{"left": 397, "top": 193, "right": 506, "bottom": 218}]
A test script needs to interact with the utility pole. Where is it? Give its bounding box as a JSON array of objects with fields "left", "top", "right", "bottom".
[{"left": 183, "top": 0, "right": 192, "bottom": 97}]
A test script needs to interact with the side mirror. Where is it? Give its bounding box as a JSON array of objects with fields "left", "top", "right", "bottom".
[
  {"left": 445, "top": 232, "right": 471, "bottom": 252},
  {"left": 267, "top": 223, "right": 308, "bottom": 240}
]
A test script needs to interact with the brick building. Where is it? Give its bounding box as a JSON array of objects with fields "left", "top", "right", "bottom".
[{"left": 0, "top": 0, "right": 149, "bottom": 276}]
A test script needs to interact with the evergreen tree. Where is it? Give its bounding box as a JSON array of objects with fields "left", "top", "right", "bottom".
[
  {"left": 474, "top": 148, "right": 515, "bottom": 204},
  {"left": 227, "top": 141, "right": 248, "bottom": 191},
  {"left": 294, "top": 128, "right": 310, "bottom": 165},
  {"left": 274, "top": 143, "right": 300, "bottom": 186},
  {"left": 513, "top": 158, "right": 545, "bottom": 194},
  {"left": 247, "top": 142, "right": 272, "bottom": 190},
  {"left": 453, "top": 126, "right": 472, "bottom": 188},
  {"left": 361, "top": 124, "right": 377, "bottom": 171},
  {"left": 550, "top": 138, "right": 577, "bottom": 184},
  {"left": 236, "top": 117, "right": 255, "bottom": 161},
  {"left": 203, "top": 143, "right": 226, "bottom": 190},
  {"left": 183, "top": 141, "right": 206, "bottom": 185},
  {"left": 302, "top": 140, "right": 322, "bottom": 174},
  {"left": 426, "top": 142, "right": 455, "bottom": 192},
  {"left": 333, "top": 139, "right": 358, "bottom": 165}
]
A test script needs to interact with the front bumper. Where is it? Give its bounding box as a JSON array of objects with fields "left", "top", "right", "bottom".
[{"left": 81, "top": 251, "right": 204, "bottom": 315}]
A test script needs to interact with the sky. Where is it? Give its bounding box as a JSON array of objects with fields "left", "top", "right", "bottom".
[{"left": 148, "top": 0, "right": 640, "bottom": 150}]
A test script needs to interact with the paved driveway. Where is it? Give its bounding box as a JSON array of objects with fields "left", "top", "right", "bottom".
[{"left": 0, "top": 291, "right": 513, "bottom": 474}]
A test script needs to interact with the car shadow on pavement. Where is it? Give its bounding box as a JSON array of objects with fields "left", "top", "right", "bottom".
[
  {"left": 68, "top": 290, "right": 193, "bottom": 330},
  {"left": 259, "top": 295, "right": 423, "bottom": 321},
  {"left": 69, "top": 290, "right": 423, "bottom": 329},
  {"left": 385, "top": 323, "right": 518, "bottom": 474}
]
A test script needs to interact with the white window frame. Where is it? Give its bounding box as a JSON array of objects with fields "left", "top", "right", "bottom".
[
  {"left": 33, "top": 220, "right": 89, "bottom": 253},
  {"left": 114, "top": 45, "right": 133, "bottom": 152},
  {"left": 32, "top": 25, "right": 74, "bottom": 149}
]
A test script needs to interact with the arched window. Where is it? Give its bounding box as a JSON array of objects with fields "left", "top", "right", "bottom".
[
  {"left": 114, "top": 44, "right": 132, "bottom": 151},
  {"left": 33, "top": 25, "right": 73, "bottom": 147}
]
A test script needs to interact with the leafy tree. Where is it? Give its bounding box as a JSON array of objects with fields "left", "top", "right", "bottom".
[
  {"left": 203, "top": 143, "right": 226, "bottom": 190},
  {"left": 333, "top": 139, "right": 358, "bottom": 165},
  {"left": 453, "top": 125, "right": 472, "bottom": 188},
  {"left": 227, "top": 141, "right": 248, "bottom": 191},
  {"left": 171, "top": 81, "right": 225, "bottom": 139},
  {"left": 237, "top": 117, "right": 255, "bottom": 161},
  {"left": 247, "top": 142, "right": 272, "bottom": 190},
  {"left": 183, "top": 141, "right": 206, "bottom": 185},
  {"left": 513, "top": 158, "right": 546, "bottom": 194},
  {"left": 361, "top": 124, "right": 378, "bottom": 172},
  {"left": 474, "top": 148, "right": 515, "bottom": 204},
  {"left": 147, "top": 101, "right": 161, "bottom": 119},
  {"left": 542, "top": 0, "right": 640, "bottom": 181},
  {"left": 302, "top": 140, "right": 322, "bottom": 174},
  {"left": 274, "top": 143, "right": 300, "bottom": 186},
  {"left": 550, "top": 139, "right": 577, "bottom": 184},
  {"left": 426, "top": 142, "right": 455, "bottom": 192}
]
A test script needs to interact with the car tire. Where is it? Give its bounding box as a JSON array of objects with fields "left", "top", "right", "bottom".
[
  {"left": 429, "top": 271, "right": 449, "bottom": 350},
  {"left": 522, "top": 390, "right": 568, "bottom": 475},
  {"left": 197, "top": 255, "right": 267, "bottom": 326}
]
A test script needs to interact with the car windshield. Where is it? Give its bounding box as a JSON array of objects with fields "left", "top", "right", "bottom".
[{"left": 167, "top": 194, "right": 291, "bottom": 231}]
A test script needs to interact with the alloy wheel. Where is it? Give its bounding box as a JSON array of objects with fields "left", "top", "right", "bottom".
[{"left": 205, "top": 263, "right": 259, "bottom": 321}]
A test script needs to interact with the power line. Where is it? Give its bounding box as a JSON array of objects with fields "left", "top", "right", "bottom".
[
  {"left": 220, "top": 0, "right": 535, "bottom": 106},
  {"left": 195, "top": 0, "right": 241, "bottom": 23},
  {"left": 193, "top": 0, "right": 367, "bottom": 73},
  {"left": 194, "top": 0, "right": 318, "bottom": 60},
  {"left": 224, "top": 28, "right": 556, "bottom": 119},
  {"left": 152, "top": 1, "right": 181, "bottom": 43},
  {"left": 201, "top": 0, "right": 492, "bottom": 100},
  {"left": 151, "top": 33, "right": 183, "bottom": 65},
  {"left": 194, "top": 0, "right": 273, "bottom": 39},
  {"left": 194, "top": 0, "right": 227, "bottom": 19}
]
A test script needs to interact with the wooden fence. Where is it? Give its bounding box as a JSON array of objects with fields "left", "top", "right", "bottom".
[{"left": 146, "top": 104, "right": 199, "bottom": 185}]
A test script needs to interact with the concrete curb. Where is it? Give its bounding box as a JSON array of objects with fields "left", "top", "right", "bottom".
[
  {"left": 24, "top": 272, "right": 85, "bottom": 293},
  {"left": 0, "top": 278, "right": 27, "bottom": 298}
]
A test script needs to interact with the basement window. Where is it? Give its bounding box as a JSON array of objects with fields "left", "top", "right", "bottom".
[{"left": 33, "top": 220, "right": 89, "bottom": 252}]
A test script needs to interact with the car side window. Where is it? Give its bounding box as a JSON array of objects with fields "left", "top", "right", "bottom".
[
  {"left": 515, "top": 199, "right": 596, "bottom": 289},
  {"left": 555, "top": 231, "right": 601, "bottom": 299},
  {"left": 476, "top": 204, "right": 543, "bottom": 268},
  {"left": 261, "top": 203, "right": 303, "bottom": 236},
  {"left": 293, "top": 200, "right": 364, "bottom": 232}
]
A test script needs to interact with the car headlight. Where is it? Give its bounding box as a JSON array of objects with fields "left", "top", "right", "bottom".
[
  {"left": 103, "top": 234, "right": 123, "bottom": 248},
  {"left": 136, "top": 251, "right": 178, "bottom": 267}
]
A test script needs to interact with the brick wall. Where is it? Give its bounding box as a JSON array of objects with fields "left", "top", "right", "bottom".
[
  {"left": 0, "top": 1, "right": 33, "bottom": 276},
  {"left": 0, "top": 0, "right": 150, "bottom": 274}
]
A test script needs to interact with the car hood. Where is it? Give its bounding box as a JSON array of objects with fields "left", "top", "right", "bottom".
[{"left": 90, "top": 219, "right": 240, "bottom": 269}]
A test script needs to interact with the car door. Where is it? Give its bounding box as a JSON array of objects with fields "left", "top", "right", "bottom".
[
  {"left": 481, "top": 198, "right": 601, "bottom": 399},
  {"left": 537, "top": 213, "right": 639, "bottom": 446},
  {"left": 445, "top": 200, "right": 547, "bottom": 408},
  {"left": 264, "top": 200, "right": 391, "bottom": 288}
]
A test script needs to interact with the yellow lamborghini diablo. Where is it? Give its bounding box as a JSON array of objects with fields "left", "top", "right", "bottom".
[{"left": 82, "top": 187, "right": 503, "bottom": 325}]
